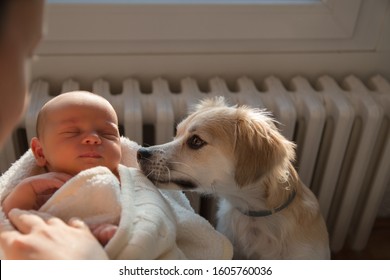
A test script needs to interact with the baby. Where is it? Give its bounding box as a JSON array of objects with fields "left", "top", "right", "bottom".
[
  {"left": 1, "top": 91, "right": 121, "bottom": 245},
  {"left": 0, "top": 91, "right": 235, "bottom": 260}
]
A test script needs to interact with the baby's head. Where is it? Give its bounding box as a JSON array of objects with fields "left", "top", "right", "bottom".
[{"left": 31, "top": 91, "right": 121, "bottom": 176}]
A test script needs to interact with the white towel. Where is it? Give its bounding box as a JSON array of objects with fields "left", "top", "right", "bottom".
[
  {"left": 38, "top": 166, "right": 122, "bottom": 228},
  {"left": 0, "top": 137, "right": 233, "bottom": 260}
]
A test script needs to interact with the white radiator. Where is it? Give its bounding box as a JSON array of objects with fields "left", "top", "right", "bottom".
[{"left": 1, "top": 75, "right": 389, "bottom": 253}]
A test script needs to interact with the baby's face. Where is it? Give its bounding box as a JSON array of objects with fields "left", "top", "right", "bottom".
[{"left": 37, "top": 93, "right": 121, "bottom": 176}]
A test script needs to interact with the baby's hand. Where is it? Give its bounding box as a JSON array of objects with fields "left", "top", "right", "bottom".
[
  {"left": 91, "top": 224, "right": 118, "bottom": 246},
  {"left": 2, "top": 172, "right": 72, "bottom": 216}
]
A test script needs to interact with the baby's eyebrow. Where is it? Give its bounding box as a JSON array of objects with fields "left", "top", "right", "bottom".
[
  {"left": 54, "top": 119, "right": 79, "bottom": 130},
  {"left": 58, "top": 118, "right": 78, "bottom": 125}
]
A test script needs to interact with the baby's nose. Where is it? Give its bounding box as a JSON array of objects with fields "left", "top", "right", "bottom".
[{"left": 83, "top": 133, "right": 102, "bottom": 145}]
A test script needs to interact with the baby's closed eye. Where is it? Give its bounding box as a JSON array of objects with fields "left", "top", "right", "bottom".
[
  {"left": 99, "top": 129, "right": 119, "bottom": 140},
  {"left": 61, "top": 131, "right": 80, "bottom": 137}
]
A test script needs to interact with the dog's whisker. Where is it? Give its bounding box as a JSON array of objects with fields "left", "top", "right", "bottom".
[
  {"left": 138, "top": 156, "right": 154, "bottom": 163},
  {"left": 164, "top": 165, "right": 172, "bottom": 183},
  {"left": 145, "top": 169, "right": 154, "bottom": 178}
]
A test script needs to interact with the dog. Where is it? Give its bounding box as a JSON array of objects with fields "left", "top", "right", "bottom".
[{"left": 137, "top": 97, "right": 330, "bottom": 259}]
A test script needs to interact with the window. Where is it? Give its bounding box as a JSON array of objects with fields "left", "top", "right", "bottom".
[{"left": 40, "top": 0, "right": 387, "bottom": 54}]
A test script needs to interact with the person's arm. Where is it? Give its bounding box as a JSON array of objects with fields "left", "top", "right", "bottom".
[
  {"left": 2, "top": 172, "right": 72, "bottom": 215},
  {"left": 0, "top": 209, "right": 108, "bottom": 259}
]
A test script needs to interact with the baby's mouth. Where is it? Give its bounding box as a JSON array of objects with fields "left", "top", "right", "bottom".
[{"left": 79, "top": 152, "right": 102, "bottom": 158}]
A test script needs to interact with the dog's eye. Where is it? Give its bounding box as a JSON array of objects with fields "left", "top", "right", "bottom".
[{"left": 187, "top": 135, "right": 206, "bottom": 150}]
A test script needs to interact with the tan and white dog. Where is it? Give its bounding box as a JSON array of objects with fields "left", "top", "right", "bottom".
[{"left": 137, "top": 97, "right": 330, "bottom": 259}]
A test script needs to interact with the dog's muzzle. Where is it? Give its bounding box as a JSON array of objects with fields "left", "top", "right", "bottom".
[{"left": 137, "top": 147, "right": 198, "bottom": 190}]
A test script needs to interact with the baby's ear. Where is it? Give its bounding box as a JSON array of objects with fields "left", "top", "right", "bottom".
[{"left": 30, "top": 137, "right": 47, "bottom": 167}]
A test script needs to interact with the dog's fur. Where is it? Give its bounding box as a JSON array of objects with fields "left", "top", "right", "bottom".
[{"left": 137, "top": 97, "right": 330, "bottom": 259}]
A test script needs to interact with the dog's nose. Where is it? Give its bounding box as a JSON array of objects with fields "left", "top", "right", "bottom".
[{"left": 137, "top": 147, "right": 153, "bottom": 161}]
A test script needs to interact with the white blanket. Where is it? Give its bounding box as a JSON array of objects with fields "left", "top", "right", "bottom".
[{"left": 0, "top": 137, "right": 233, "bottom": 260}]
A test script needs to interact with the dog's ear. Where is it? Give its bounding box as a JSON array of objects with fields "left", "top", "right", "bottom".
[
  {"left": 234, "top": 108, "right": 295, "bottom": 187},
  {"left": 191, "top": 96, "right": 228, "bottom": 113}
]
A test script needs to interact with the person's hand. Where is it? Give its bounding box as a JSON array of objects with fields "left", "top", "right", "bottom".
[
  {"left": 0, "top": 209, "right": 108, "bottom": 260},
  {"left": 2, "top": 172, "right": 72, "bottom": 215}
]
